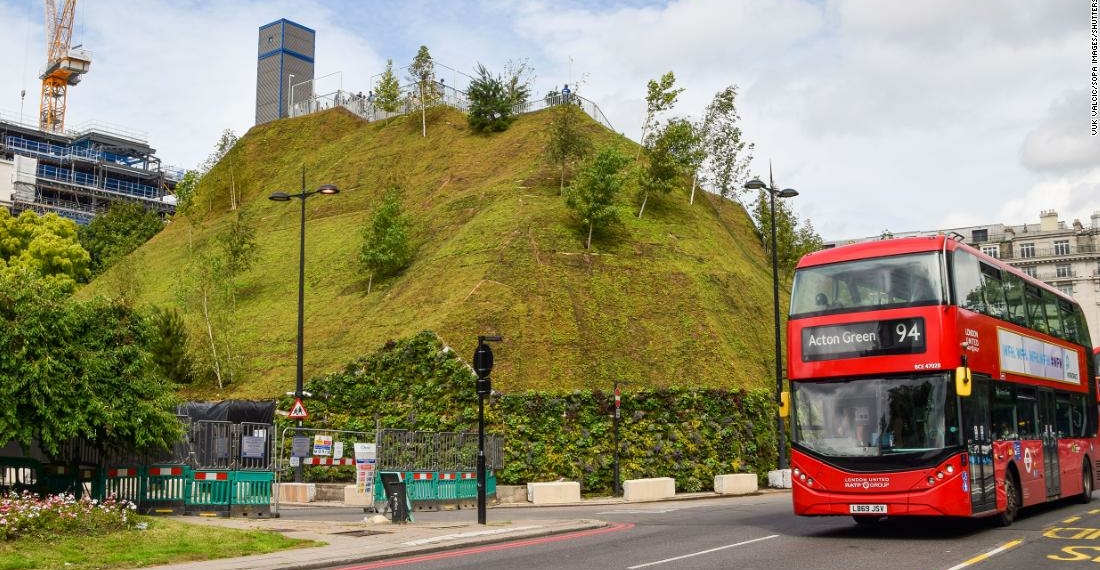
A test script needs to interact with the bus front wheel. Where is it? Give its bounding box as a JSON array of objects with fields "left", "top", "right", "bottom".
[
  {"left": 997, "top": 473, "right": 1020, "bottom": 527},
  {"left": 1079, "top": 461, "right": 1094, "bottom": 505}
]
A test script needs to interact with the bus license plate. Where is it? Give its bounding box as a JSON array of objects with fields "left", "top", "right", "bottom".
[{"left": 849, "top": 504, "right": 887, "bottom": 514}]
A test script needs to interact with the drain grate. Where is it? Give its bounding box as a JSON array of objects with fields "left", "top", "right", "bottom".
[{"left": 331, "top": 529, "right": 391, "bottom": 537}]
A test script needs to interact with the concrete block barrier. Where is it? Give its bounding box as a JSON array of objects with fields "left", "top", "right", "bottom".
[
  {"left": 277, "top": 482, "right": 316, "bottom": 503},
  {"left": 714, "top": 473, "right": 758, "bottom": 495},
  {"left": 343, "top": 484, "right": 374, "bottom": 506},
  {"left": 623, "top": 477, "right": 675, "bottom": 502},
  {"left": 526, "top": 481, "right": 581, "bottom": 504},
  {"left": 768, "top": 469, "right": 792, "bottom": 489}
]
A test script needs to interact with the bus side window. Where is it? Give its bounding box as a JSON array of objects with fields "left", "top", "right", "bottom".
[
  {"left": 979, "top": 263, "right": 1007, "bottom": 319},
  {"left": 1060, "top": 300, "right": 1080, "bottom": 344},
  {"left": 1016, "top": 387, "right": 1038, "bottom": 439},
  {"left": 1002, "top": 273, "right": 1027, "bottom": 326},
  {"left": 1055, "top": 393, "right": 1074, "bottom": 438},
  {"left": 1043, "top": 291, "right": 1065, "bottom": 339},
  {"left": 1024, "top": 283, "right": 1047, "bottom": 333},
  {"left": 1074, "top": 305, "right": 1094, "bottom": 348}
]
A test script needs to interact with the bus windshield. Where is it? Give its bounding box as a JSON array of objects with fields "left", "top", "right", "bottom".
[
  {"left": 791, "top": 252, "right": 944, "bottom": 317},
  {"left": 792, "top": 374, "right": 960, "bottom": 457}
]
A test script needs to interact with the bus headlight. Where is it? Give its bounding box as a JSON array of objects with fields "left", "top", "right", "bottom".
[
  {"left": 946, "top": 465, "right": 955, "bottom": 475},
  {"left": 927, "top": 477, "right": 936, "bottom": 486}
]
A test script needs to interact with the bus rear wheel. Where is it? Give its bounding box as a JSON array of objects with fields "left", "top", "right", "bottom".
[
  {"left": 997, "top": 473, "right": 1019, "bottom": 527},
  {"left": 1079, "top": 461, "right": 1094, "bottom": 505}
]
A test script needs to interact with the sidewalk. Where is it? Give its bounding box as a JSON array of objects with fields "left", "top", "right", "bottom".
[
  {"left": 149, "top": 514, "right": 606, "bottom": 570},
  {"left": 149, "top": 491, "right": 775, "bottom": 570}
]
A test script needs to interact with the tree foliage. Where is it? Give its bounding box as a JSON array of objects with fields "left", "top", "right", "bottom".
[
  {"left": 147, "top": 305, "right": 196, "bottom": 385},
  {"left": 174, "top": 212, "right": 258, "bottom": 389},
  {"left": 0, "top": 267, "right": 183, "bottom": 457},
  {"left": 637, "top": 117, "right": 698, "bottom": 218},
  {"left": 199, "top": 129, "right": 238, "bottom": 175},
  {"left": 0, "top": 208, "right": 90, "bottom": 291},
  {"left": 78, "top": 201, "right": 164, "bottom": 277},
  {"left": 467, "top": 63, "right": 514, "bottom": 133},
  {"left": 407, "top": 45, "right": 438, "bottom": 137},
  {"left": 565, "top": 145, "right": 630, "bottom": 249},
  {"left": 544, "top": 104, "right": 592, "bottom": 194},
  {"left": 172, "top": 170, "right": 201, "bottom": 219},
  {"left": 638, "top": 71, "right": 684, "bottom": 159},
  {"left": 750, "top": 188, "right": 824, "bottom": 272},
  {"left": 503, "top": 58, "right": 534, "bottom": 107},
  {"left": 359, "top": 186, "right": 413, "bottom": 293},
  {"left": 699, "top": 85, "right": 754, "bottom": 201},
  {"left": 375, "top": 59, "right": 402, "bottom": 119}
]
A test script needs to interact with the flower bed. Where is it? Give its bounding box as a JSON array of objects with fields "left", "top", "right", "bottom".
[{"left": 0, "top": 492, "right": 138, "bottom": 541}]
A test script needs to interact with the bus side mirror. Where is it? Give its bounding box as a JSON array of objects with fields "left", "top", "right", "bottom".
[
  {"left": 779, "top": 391, "right": 790, "bottom": 418},
  {"left": 955, "top": 366, "right": 972, "bottom": 397}
]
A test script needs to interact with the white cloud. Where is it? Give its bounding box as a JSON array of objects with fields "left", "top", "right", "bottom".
[{"left": 1, "top": 0, "right": 1094, "bottom": 238}]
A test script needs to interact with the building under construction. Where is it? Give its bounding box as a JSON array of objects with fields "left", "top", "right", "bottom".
[
  {"left": 0, "top": 0, "right": 177, "bottom": 224},
  {"left": 0, "top": 114, "right": 178, "bottom": 225}
]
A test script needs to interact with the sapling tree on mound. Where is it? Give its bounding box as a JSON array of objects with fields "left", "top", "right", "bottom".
[
  {"left": 637, "top": 117, "right": 698, "bottom": 218},
  {"left": 699, "top": 85, "right": 754, "bottom": 202},
  {"left": 565, "top": 145, "right": 630, "bottom": 249},
  {"left": 407, "top": 45, "right": 439, "bottom": 137},
  {"left": 175, "top": 211, "right": 258, "bottom": 389},
  {"left": 636, "top": 71, "right": 683, "bottom": 161},
  {"left": 375, "top": 58, "right": 402, "bottom": 122},
  {"left": 544, "top": 103, "right": 592, "bottom": 195},
  {"left": 750, "top": 186, "right": 823, "bottom": 273},
  {"left": 467, "top": 63, "right": 513, "bottom": 132},
  {"left": 360, "top": 186, "right": 413, "bottom": 293}
]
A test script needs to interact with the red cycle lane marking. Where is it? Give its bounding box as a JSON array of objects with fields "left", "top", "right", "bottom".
[{"left": 341, "top": 523, "right": 636, "bottom": 569}]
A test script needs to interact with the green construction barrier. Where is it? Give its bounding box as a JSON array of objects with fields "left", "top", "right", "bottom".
[
  {"left": 372, "top": 471, "right": 496, "bottom": 509},
  {"left": 0, "top": 457, "right": 42, "bottom": 496},
  {"left": 142, "top": 465, "right": 190, "bottom": 515},
  {"left": 41, "top": 464, "right": 78, "bottom": 497},
  {"left": 100, "top": 466, "right": 144, "bottom": 504},
  {"left": 184, "top": 470, "right": 231, "bottom": 516},
  {"left": 230, "top": 471, "right": 273, "bottom": 517}
]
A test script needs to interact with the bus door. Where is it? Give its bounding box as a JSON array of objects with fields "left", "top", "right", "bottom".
[
  {"left": 1039, "top": 389, "right": 1061, "bottom": 497},
  {"left": 963, "top": 377, "right": 995, "bottom": 513}
]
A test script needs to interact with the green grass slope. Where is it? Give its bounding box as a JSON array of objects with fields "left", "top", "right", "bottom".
[{"left": 81, "top": 106, "right": 779, "bottom": 399}]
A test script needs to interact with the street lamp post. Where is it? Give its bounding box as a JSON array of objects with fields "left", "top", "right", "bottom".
[
  {"left": 744, "top": 170, "right": 798, "bottom": 471},
  {"left": 270, "top": 166, "right": 339, "bottom": 482}
]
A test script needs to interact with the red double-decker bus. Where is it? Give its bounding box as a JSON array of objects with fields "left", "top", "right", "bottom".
[{"left": 786, "top": 234, "right": 1098, "bottom": 526}]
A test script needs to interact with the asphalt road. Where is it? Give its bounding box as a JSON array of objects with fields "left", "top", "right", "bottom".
[{"left": 297, "top": 493, "right": 1100, "bottom": 570}]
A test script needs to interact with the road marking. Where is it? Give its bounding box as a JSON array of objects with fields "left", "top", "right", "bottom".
[
  {"left": 344, "top": 523, "right": 634, "bottom": 569},
  {"left": 594, "top": 514, "right": 677, "bottom": 519},
  {"left": 402, "top": 525, "right": 543, "bottom": 546},
  {"left": 945, "top": 539, "right": 1023, "bottom": 570},
  {"left": 626, "top": 535, "right": 779, "bottom": 569},
  {"left": 1064, "top": 516, "right": 1082, "bottom": 524},
  {"left": 1090, "top": 509, "right": 1100, "bottom": 515}
]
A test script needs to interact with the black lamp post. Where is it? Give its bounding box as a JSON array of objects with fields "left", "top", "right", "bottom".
[
  {"left": 744, "top": 171, "right": 798, "bottom": 471},
  {"left": 270, "top": 166, "right": 339, "bottom": 482}
]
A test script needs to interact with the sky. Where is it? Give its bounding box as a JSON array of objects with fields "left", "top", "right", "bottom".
[{"left": 1, "top": 0, "right": 1097, "bottom": 239}]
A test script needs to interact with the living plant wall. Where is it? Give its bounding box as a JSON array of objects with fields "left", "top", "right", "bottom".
[{"left": 285, "top": 331, "right": 777, "bottom": 493}]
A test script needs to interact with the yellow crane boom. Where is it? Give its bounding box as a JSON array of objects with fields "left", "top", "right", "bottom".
[{"left": 39, "top": 0, "right": 91, "bottom": 132}]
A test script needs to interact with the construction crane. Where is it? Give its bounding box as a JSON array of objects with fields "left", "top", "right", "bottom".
[{"left": 39, "top": 0, "right": 91, "bottom": 132}]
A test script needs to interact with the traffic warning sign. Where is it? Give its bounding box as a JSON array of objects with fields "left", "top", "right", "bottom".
[{"left": 288, "top": 398, "right": 309, "bottom": 420}]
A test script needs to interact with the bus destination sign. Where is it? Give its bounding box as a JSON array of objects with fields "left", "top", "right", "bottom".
[{"left": 802, "top": 318, "right": 926, "bottom": 362}]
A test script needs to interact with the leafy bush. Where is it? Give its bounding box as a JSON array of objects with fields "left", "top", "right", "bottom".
[
  {"left": 0, "top": 492, "right": 138, "bottom": 541},
  {"left": 286, "top": 331, "right": 778, "bottom": 493}
]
